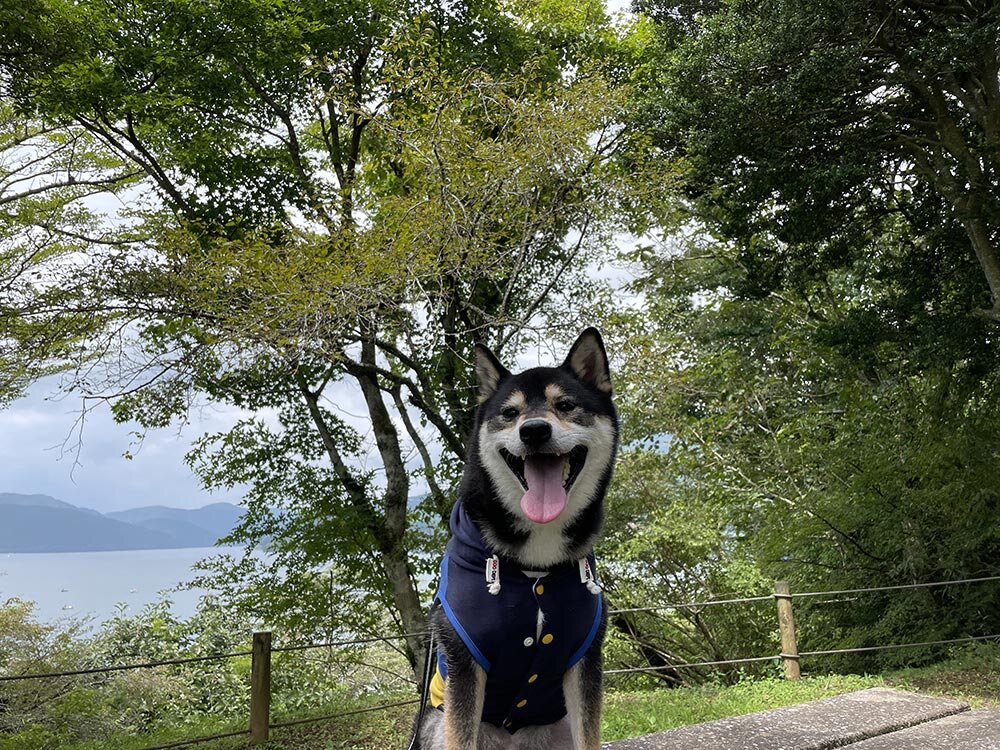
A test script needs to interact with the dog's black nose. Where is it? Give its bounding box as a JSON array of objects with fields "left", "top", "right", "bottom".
[{"left": 519, "top": 419, "right": 552, "bottom": 448}]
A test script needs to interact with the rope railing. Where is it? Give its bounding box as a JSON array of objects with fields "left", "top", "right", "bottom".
[
  {"left": 0, "top": 632, "right": 430, "bottom": 683},
  {"left": 139, "top": 728, "right": 249, "bottom": 750},
  {"left": 268, "top": 698, "right": 422, "bottom": 728},
  {"left": 607, "top": 594, "right": 774, "bottom": 614},
  {"left": 271, "top": 631, "right": 430, "bottom": 653},
  {"left": 137, "top": 698, "right": 426, "bottom": 750},
  {"left": 0, "top": 649, "right": 253, "bottom": 682},
  {"left": 4, "top": 573, "right": 998, "bottom": 684},
  {"left": 129, "top": 628, "right": 1000, "bottom": 750},
  {"left": 798, "top": 633, "right": 1000, "bottom": 657},
  {"left": 787, "top": 574, "right": 1000, "bottom": 600},
  {"left": 604, "top": 654, "right": 780, "bottom": 675}
]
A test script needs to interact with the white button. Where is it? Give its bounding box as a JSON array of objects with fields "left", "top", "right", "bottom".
[{"left": 523, "top": 637, "right": 534, "bottom": 647}]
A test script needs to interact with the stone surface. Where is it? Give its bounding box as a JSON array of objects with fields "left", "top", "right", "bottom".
[
  {"left": 844, "top": 709, "right": 1000, "bottom": 749},
  {"left": 603, "top": 688, "right": 969, "bottom": 750}
]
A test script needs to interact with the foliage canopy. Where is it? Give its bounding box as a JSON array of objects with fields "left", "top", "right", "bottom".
[{"left": 0, "top": 0, "right": 642, "bottom": 673}]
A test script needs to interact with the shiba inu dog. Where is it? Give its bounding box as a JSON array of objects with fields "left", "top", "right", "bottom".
[{"left": 412, "top": 328, "right": 619, "bottom": 750}]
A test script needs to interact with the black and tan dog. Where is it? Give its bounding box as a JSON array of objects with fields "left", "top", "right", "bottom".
[{"left": 412, "top": 328, "right": 619, "bottom": 750}]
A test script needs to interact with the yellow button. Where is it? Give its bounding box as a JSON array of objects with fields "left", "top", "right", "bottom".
[
  {"left": 528, "top": 673, "right": 538, "bottom": 683},
  {"left": 535, "top": 584, "right": 544, "bottom": 595},
  {"left": 516, "top": 699, "right": 527, "bottom": 708},
  {"left": 542, "top": 633, "right": 554, "bottom": 645}
]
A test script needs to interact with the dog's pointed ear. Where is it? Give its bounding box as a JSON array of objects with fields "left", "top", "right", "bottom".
[
  {"left": 562, "top": 328, "right": 612, "bottom": 393},
  {"left": 474, "top": 343, "right": 510, "bottom": 403}
]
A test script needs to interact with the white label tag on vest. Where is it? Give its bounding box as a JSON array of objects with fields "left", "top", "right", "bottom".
[{"left": 485, "top": 555, "right": 501, "bottom": 594}]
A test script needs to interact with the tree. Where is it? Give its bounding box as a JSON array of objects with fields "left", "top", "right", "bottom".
[
  {"left": 1, "top": 0, "right": 636, "bottom": 671},
  {"left": 604, "top": 229, "right": 1000, "bottom": 669},
  {"left": 639, "top": 0, "right": 1000, "bottom": 336},
  {"left": 598, "top": 447, "right": 775, "bottom": 686},
  {"left": 614, "top": 2, "right": 1000, "bottom": 666}
]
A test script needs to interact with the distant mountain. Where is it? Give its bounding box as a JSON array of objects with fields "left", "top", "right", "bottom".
[
  {"left": 0, "top": 492, "right": 77, "bottom": 509},
  {"left": 0, "top": 493, "right": 103, "bottom": 516},
  {"left": 107, "top": 503, "right": 243, "bottom": 543},
  {"left": 0, "top": 505, "right": 178, "bottom": 553},
  {"left": 0, "top": 493, "right": 243, "bottom": 553}
]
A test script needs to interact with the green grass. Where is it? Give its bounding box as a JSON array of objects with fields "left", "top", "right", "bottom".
[
  {"left": 883, "top": 642, "right": 1000, "bottom": 708},
  {"left": 602, "top": 674, "right": 884, "bottom": 741},
  {"left": 48, "top": 644, "right": 1000, "bottom": 750}
]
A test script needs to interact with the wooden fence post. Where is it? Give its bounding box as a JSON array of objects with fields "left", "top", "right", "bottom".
[
  {"left": 774, "top": 581, "right": 800, "bottom": 680},
  {"left": 250, "top": 631, "right": 272, "bottom": 745}
]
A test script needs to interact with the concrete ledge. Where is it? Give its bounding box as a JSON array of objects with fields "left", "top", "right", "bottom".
[
  {"left": 843, "top": 708, "right": 1000, "bottom": 749},
  {"left": 603, "top": 688, "right": 969, "bottom": 750}
]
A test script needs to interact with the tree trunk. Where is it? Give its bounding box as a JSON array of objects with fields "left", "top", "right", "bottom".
[
  {"left": 297, "top": 364, "right": 428, "bottom": 678},
  {"left": 352, "top": 334, "right": 428, "bottom": 677},
  {"left": 960, "top": 212, "right": 1000, "bottom": 320}
]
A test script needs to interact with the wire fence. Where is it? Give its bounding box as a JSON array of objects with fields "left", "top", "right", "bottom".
[
  {"left": 787, "top": 574, "right": 1000, "bottom": 599},
  {"left": 8, "top": 574, "right": 998, "bottom": 683},
  {"left": 0, "top": 650, "right": 255, "bottom": 682},
  {"left": 798, "top": 633, "right": 1000, "bottom": 658},
  {"left": 2, "top": 573, "right": 998, "bottom": 749},
  {"left": 604, "top": 654, "right": 780, "bottom": 675}
]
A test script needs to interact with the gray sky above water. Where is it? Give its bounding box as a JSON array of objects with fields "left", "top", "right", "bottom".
[{"left": 0, "top": 378, "right": 250, "bottom": 512}]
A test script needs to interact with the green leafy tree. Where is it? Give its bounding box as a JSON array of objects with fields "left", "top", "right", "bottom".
[
  {"left": 0, "top": 599, "right": 98, "bottom": 745},
  {"left": 639, "top": 0, "right": 1000, "bottom": 332},
  {"left": 0, "top": 597, "right": 411, "bottom": 749},
  {"left": 1, "top": 0, "right": 639, "bottom": 672},
  {"left": 599, "top": 448, "right": 775, "bottom": 686},
  {"left": 610, "top": 0, "right": 1000, "bottom": 668},
  {"left": 606, "top": 234, "right": 1000, "bottom": 670}
]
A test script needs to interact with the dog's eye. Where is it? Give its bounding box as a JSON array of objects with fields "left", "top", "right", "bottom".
[
  {"left": 555, "top": 400, "right": 576, "bottom": 413},
  {"left": 501, "top": 407, "right": 519, "bottom": 420}
]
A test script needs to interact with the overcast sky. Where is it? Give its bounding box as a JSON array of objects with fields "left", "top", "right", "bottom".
[
  {"left": 0, "top": 371, "right": 410, "bottom": 512},
  {"left": 0, "top": 378, "right": 246, "bottom": 511}
]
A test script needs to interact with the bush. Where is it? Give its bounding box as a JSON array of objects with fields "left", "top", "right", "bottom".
[{"left": 0, "top": 596, "right": 414, "bottom": 749}]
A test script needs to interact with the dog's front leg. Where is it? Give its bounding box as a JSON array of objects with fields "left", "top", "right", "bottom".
[
  {"left": 563, "top": 642, "right": 604, "bottom": 750},
  {"left": 442, "top": 657, "right": 486, "bottom": 750}
]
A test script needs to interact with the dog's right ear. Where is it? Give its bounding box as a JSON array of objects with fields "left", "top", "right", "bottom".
[{"left": 474, "top": 343, "right": 509, "bottom": 403}]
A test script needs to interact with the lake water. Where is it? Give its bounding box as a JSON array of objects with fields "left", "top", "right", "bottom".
[{"left": 0, "top": 547, "right": 239, "bottom": 626}]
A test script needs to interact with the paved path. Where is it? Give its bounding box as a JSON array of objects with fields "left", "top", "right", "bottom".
[
  {"left": 604, "top": 688, "right": 995, "bottom": 749},
  {"left": 847, "top": 708, "right": 1000, "bottom": 749}
]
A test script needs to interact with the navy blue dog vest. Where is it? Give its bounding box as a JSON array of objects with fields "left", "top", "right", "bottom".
[{"left": 431, "top": 500, "right": 603, "bottom": 732}]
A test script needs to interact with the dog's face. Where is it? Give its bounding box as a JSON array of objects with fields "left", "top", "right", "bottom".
[{"left": 473, "top": 329, "right": 618, "bottom": 535}]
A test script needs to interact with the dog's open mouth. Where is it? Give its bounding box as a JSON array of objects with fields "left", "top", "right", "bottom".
[{"left": 499, "top": 446, "right": 588, "bottom": 524}]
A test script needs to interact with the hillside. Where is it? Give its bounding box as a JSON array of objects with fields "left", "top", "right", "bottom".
[
  {"left": 0, "top": 493, "right": 243, "bottom": 553},
  {"left": 0, "top": 505, "right": 178, "bottom": 553},
  {"left": 0, "top": 492, "right": 77, "bottom": 510},
  {"left": 107, "top": 502, "right": 243, "bottom": 542}
]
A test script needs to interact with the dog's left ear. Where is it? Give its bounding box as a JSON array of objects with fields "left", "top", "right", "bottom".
[
  {"left": 562, "top": 328, "right": 612, "bottom": 393},
  {"left": 474, "top": 343, "right": 510, "bottom": 403}
]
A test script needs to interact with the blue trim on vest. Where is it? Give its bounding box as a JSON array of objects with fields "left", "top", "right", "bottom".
[
  {"left": 567, "top": 588, "right": 602, "bottom": 669},
  {"left": 438, "top": 551, "right": 491, "bottom": 671}
]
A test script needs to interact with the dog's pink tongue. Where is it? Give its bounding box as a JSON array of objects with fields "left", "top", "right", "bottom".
[{"left": 520, "top": 455, "right": 567, "bottom": 524}]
